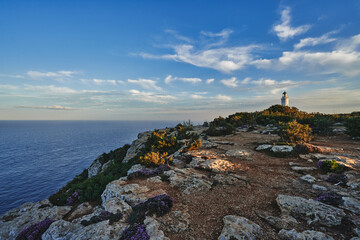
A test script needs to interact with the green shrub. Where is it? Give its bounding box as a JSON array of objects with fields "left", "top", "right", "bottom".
[
  {"left": 205, "top": 123, "right": 234, "bottom": 136},
  {"left": 345, "top": 117, "right": 360, "bottom": 137},
  {"left": 280, "top": 120, "right": 312, "bottom": 144},
  {"left": 317, "top": 160, "right": 345, "bottom": 173},
  {"left": 139, "top": 152, "right": 171, "bottom": 167},
  {"left": 312, "top": 117, "right": 333, "bottom": 135},
  {"left": 142, "top": 130, "right": 179, "bottom": 155}
]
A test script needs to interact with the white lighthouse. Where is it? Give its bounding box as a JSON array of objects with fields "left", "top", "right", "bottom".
[{"left": 281, "top": 91, "right": 289, "bottom": 107}]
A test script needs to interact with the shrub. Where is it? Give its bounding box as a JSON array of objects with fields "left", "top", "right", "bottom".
[
  {"left": 205, "top": 123, "right": 234, "bottom": 136},
  {"left": 128, "top": 194, "right": 173, "bottom": 224},
  {"left": 120, "top": 224, "right": 149, "bottom": 240},
  {"left": 280, "top": 120, "right": 312, "bottom": 144},
  {"left": 80, "top": 210, "right": 122, "bottom": 226},
  {"left": 184, "top": 139, "right": 202, "bottom": 152},
  {"left": 142, "top": 131, "right": 179, "bottom": 154},
  {"left": 317, "top": 160, "right": 345, "bottom": 173},
  {"left": 16, "top": 219, "right": 54, "bottom": 240},
  {"left": 316, "top": 192, "right": 343, "bottom": 206},
  {"left": 312, "top": 118, "right": 334, "bottom": 135},
  {"left": 127, "top": 164, "right": 170, "bottom": 180},
  {"left": 140, "top": 152, "right": 171, "bottom": 167},
  {"left": 345, "top": 117, "right": 360, "bottom": 137}
]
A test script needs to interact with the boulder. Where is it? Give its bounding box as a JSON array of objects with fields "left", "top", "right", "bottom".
[
  {"left": 144, "top": 216, "right": 169, "bottom": 240},
  {"left": 255, "top": 144, "right": 273, "bottom": 151},
  {"left": 276, "top": 195, "right": 346, "bottom": 227},
  {"left": 218, "top": 215, "right": 263, "bottom": 240},
  {"left": 102, "top": 198, "right": 132, "bottom": 217},
  {"left": 88, "top": 158, "right": 102, "bottom": 178},
  {"left": 271, "top": 146, "right": 293, "bottom": 153},
  {"left": 300, "top": 175, "right": 316, "bottom": 183},
  {"left": 163, "top": 169, "right": 212, "bottom": 194},
  {"left": 67, "top": 202, "right": 94, "bottom": 221},
  {"left": 278, "top": 229, "right": 334, "bottom": 240},
  {"left": 127, "top": 164, "right": 146, "bottom": 176},
  {"left": 256, "top": 211, "right": 298, "bottom": 230},
  {"left": 123, "top": 131, "right": 152, "bottom": 163}
]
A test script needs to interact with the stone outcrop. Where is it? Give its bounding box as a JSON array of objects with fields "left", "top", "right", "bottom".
[
  {"left": 276, "top": 195, "right": 346, "bottom": 227},
  {"left": 225, "top": 149, "right": 252, "bottom": 160},
  {"left": 218, "top": 215, "right": 263, "bottom": 240},
  {"left": 123, "top": 131, "right": 152, "bottom": 163},
  {"left": 278, "top": 229, "right": 334, "bottom": 240},
  {"left": 189, "top": 157, "right": 240, "bottom": 172}
]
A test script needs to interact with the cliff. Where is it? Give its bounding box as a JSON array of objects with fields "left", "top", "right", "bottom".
[{"left": 1, "top": 116, "right": 360, "bottom": 239}]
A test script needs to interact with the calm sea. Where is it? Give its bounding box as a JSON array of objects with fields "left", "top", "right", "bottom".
[{"left": 0, "top": 120, "right": 178, "bottom": 215}]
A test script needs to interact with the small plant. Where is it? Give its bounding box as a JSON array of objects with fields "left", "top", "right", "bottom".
[
  {"left": 140, "top": 152, "right": 171, "bottom": 167},
  {"left": 316, "top": 192, "right": 343, "bottom": 206},
  {"left": 280, "top": 120, "right": 312, "bottom": 144},
  {"left": 128, "top": 164, "right": 171, "bottom": 180},
  {"left": 80, "top": 210, "right": 122, "bottom": 226},
  {"left": 66, "top": 190, "right": 80, "bottom": 206},
  {"left": 184, "top": 139, "right": 202, "bottom": 152},
  {"left": 128, "top": 194, "right": 173, "bottom": 224},
  {"left": 120, "top": 223, "right": 149, "bottom": 240},
  {"left": 313, "top": 118, "right": 334, "bottom": 135},
  {"left": 16, "top": 219, "right": 54, "bottom": 240},
  {"left": 326, "top": 174, "right": 348, "bottom": 186},
  {"left": 345, "top": 117, "right": 360, "bottom": 137},
  {"left": 317, "top": 160, "right": 345, "bottom": 173}
]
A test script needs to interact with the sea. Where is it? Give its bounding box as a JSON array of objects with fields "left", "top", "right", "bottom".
[{"left": 0, "top": 120, "right": 179, "bottom": 215}]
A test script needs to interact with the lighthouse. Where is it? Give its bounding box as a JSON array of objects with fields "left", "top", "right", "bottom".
[{"left": 281, "top": 91, "right": 289, "bottom": 107}]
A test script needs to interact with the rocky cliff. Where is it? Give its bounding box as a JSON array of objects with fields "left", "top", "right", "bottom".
[{"left": 1, "top": 124, "right": 360, "bottom": 240}]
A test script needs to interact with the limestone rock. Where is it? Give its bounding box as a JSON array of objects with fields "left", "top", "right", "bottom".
[
  {"left": 88, "top": 158, "right": 102, "bottom": 178},
  {"left": 189, "top": 157, "right": 239, "bottom": 172},
  {"left": 127, "top": 164, "right": 146, "bottom": 176},
  {"left": 213, "top": 174, "right": 248, "bottom": 187},
  {"left": 163, "top": 169, "right": 212, "bottom": 194},
  {"left": 296, "top": 143, "right": 343, "bottom": 154},
  {"left": 256, "top": 211, "right": 298, "bottom": 230},
  {"left": 102, "top": 198, "right": 132, "bottom": 217},
  {"left": 291, "top": 166, "right": 317, "bottom": 172},
  {"left": 201, "top": 140, "right": 219, "bottom": 149},
  {"left": 278, "top": 229, "right": 334, "bottom": 240},
  {"left": 123, "top": 131, "right": 152, "bottom": 163},
  {"left": 341, "top": 197, "right": 360, "bottom": 214},
  {"left": 67, "top": 202, "right": 94, "bottom": 221},
  {"left": 218, "top": 215, "right": 263, "bottom": 240},
  {"left": 144, "top": 216, "right": 169, "bottom": 240},
  {"left": 158, "top": 205, "right": 190, "bottom": 234},
  {"left": 147, "top": 176, "right": 162, "bottom": 183},
  {"left": 312, "top": 184, "right": 327, "bottom": 192},
  {"left": 300, "top": 175, "right": 316, "bottom": 183},
  {"left": 0, "top": 200, "right": 71, "bottom": 240},
  {"left": 225, "top": 149, "right": 252, "bottom": 160},
  {"left": 276, "top": 195, "right": 346, "bottom": 227},
  {"left": 271, "top": 146, "right": 293, "bottom": 153},
  {"left": 255, "top": 144, "right": 273, "bottom": 151}
]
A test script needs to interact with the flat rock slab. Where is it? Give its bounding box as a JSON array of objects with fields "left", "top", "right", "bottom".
[
  {"left": 271, "top": 146, "right": 293, "bottom": 153},
  {"left": 218, "top": 215, "right": 263, "bottom": 240},
  {"left": 276, "top": 194, "right": 346, "bottom": 227},
  {"left": 189, "top": 157, "right": 241, "bottom": 172},
  {"left": 256, "top": 144, "right": 273, "bottom": 151},
  {"left": 291, "top": 166, "right": 317, "bottom": 172},
  {"left": 225, "top": 149, "right": 252, "bottom": 160},
  {"left": 278, "top": 229, "right": 334, "bottom": 240}
]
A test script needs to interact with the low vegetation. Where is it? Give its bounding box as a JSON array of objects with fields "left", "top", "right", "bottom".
[
  {"left": 280, "top": 120, "right": 312, "bottom": 144},
  {"left": 345, "top": 117, "right": 360, "bottom": 137}
]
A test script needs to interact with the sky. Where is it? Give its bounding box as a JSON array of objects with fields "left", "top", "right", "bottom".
[{"left": 0, "top": 0, "right": 359, "bottom": 121}]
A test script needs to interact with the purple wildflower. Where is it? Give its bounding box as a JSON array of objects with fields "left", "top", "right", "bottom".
[
  {"left": 120, "top": 224, "right": 150, "bottom": 240},
  {"left": 66, "top": 190, "right": 81, "bottom": 206},
  {"left": 317, "top": 160, "right": 323, "bottom": 169},
  {"left": 316, "top": 192, "right": 343, "bottom": 206},
  {"left": 326, "top": 174, "right": 347, "bottom": 186},
  {"left": 16, "top": 219, "right": 54, "bottom": 240},
  {"left": 128, "top": 164, "right": 170, "bottom": 180}
]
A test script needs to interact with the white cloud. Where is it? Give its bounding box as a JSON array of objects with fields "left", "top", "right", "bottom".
[
  {"left": 164, "top": 75, "right": 202, "bottom": 84},
  {"left": 128, "top": 78, "right": 162, "bottom": 91},
  {"left": 273, "top": 7, "right": 311, "bottom": 41},
  {"left": 0, "top": 74, "right": 25, "bottom": 79},
  {"left": 191, "top": 94, "right": 206, "bottom": 99},
  {"left": 15, "top": 105, "right": 79, "bottom": 110},
  {"left": 206, "top": 78, "right": 215, "bottom": 84},
  {"left": 164, "top": 29, "right": 191, "bottom": 43},
  {"left": 200, "top": 29, "right": 234, "bottom": 48},
  {"left": 0, "top": 84, "right": 20, "bottom": 90},
  {"left": 214, "top": 94, "right": 232, "bottom": 101},
  {"left": 27, "top": 70, "right": 77, "bottom": 80},
  {"left": 24, "top": 84, "right": 77, "bottom": 94},
  {"left": 221, "top": 77, "right": 238, "bottom": 88},
  {"left": 294, "top": 31, "right": 338, "bottom": 50},
  {"left": 128, "top": 89, "right": 176, "bottom": 103},
  {"left": 92, "top": 79, "right": 117, "bottom": 86}
]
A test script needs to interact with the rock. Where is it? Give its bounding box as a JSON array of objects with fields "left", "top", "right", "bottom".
[
  {"left": 127, "top": 164, "right": 146, "bottom": 176},
  {"left": 147, "top": 176, "right": 162, "bottom": 183},
  {"left": 214, "top": 141, "right": 236, "bottom": 146},
  {"left": 340, "top": 197, "right": 360, "bottom": 214},
  {"left": 278, "top": 229, "right": 334, "bottom": 240},
  {"left": 189, "top": 157, "right": 240, "bottom": 172},
  {"left": 144, "top": 216, "right": 169, "bottom": 240},
  {"left": 42, "top": 219, "right": 126, "bottom": 240},
  {"left": 158, "top": 205, "right": 190, "bottom": 234},
  {"left": 256, "top": 144, "right": 273, "bottom": 151},
  {"left": 295, "top": 143, "right": 343, "bottom": 154},
  {"left": 310, "top": 154, "right": 360, "bottom": 170},
  {"left": 101, "top": 160, "right": 112, "bottom": 173},
  {"left": 0, "top": 200, "right": 71, "bottom": 240},
  {"left": 346, "top": 171, "right": 360, "bottom": 190},
  {"left": 163, "top": 169, "right": 212, "bottom": 194},
  {"left": 276, "top": 194, "right": 346, "bottom": 227},
  {"left": 225, "top": 149, "right": 252, "bottom": 160},
  {"left": 101, "top": 180, "right": 165, "bottom": 206},
  {"left": 271, "top": 146, "right": 293, "bottom": 153},
  {"left": 312, "top": 184, "right": 327, "bottom": 192},
  {"left": 123, "top": 131, "right": 152, "bottom": 163},
  {"left": 300, "top": 175, "right": 316, "bottom": 183},
  {"left": 102, "top": 198, "right": 132, "bottom": 217},
  {"left": 291, "top": 166, "right": 317, "bottom": 172},
  {"left": 88, "top": 158, "right": 102, "bottom": 178},
  {"left": 67, "top": 202, "right": 94, "bottom": 221},
  {"left": 200, "top": 140, "right": 219, "bottom": 149},
  {"left": 213, "top": 174, "right": 248, "bottom": 187},
  {"left": 256, "top": 211, "right": 298, "bottom": 230},
  {"left": 218, "top": 215, "right": 263, "bottom": 240}
]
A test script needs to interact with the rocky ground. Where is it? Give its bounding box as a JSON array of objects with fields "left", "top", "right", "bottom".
[{"left": 1, "top": 125, "right": 360, "bottom": 240}]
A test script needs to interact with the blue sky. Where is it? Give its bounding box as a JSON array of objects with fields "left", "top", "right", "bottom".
[{"left": 0, "top": 0, "right": 359, "bottom": 121}]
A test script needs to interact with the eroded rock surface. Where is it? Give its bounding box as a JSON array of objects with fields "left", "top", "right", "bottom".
[
  {"left": 218, "top": 215, "right": 263, "bottom": 240},
  {"left": 278, "top": 229, "right": 334, "bottom": 240}
]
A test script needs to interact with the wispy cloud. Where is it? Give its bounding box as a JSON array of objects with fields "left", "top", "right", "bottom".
[
  {"left": 0, "top": 84, "right": 20, "bottom": 90},
  {"left": 273, "top": 7, "right": 311, "bottom": 41},
  {"left": 27, "top": 70, "right": 77, "bottom": 80},
  {"left": 0, "top": 74, "right": 25, "bottom": 79},
  {"left": 206, "top": 78, "right": 215, "bottom": 84},
  {"left": 24, "top": 84, "right": 78, "bottom": 94},
  {"left": 128, "top": 89, "right": 176, "bottom": 103},
  {"left": 200, "top": 29, "right": 233, "bottom": 48},
  {"left": 164, "top": 29, "right": 191, "bottom": 43},
  {"left": 214, "top": 94, "right": 232, "bottom": 101},
  {"left": 128, "top": 78, "right": 162, "bottom": 91},
  {"left": 164, "top": 75, "right": 202, "bottom": 84},
  {"left": 221, "top": 77, "right": 239, "bottom": 88},
  {"left": 15, "top": 105, "right": 79, "bottom": 110},
  {"left": 294, "top": 31, "right": 337, "bottom": 49}
]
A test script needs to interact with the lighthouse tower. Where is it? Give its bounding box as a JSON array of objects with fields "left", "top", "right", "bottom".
[{"left": 281, "top": 91, "right": 289, "bottom": 107}]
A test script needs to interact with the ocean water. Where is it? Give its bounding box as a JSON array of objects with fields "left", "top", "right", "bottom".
[{"left": 0, "top": 120, "right": 178, "bottom": 215}]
